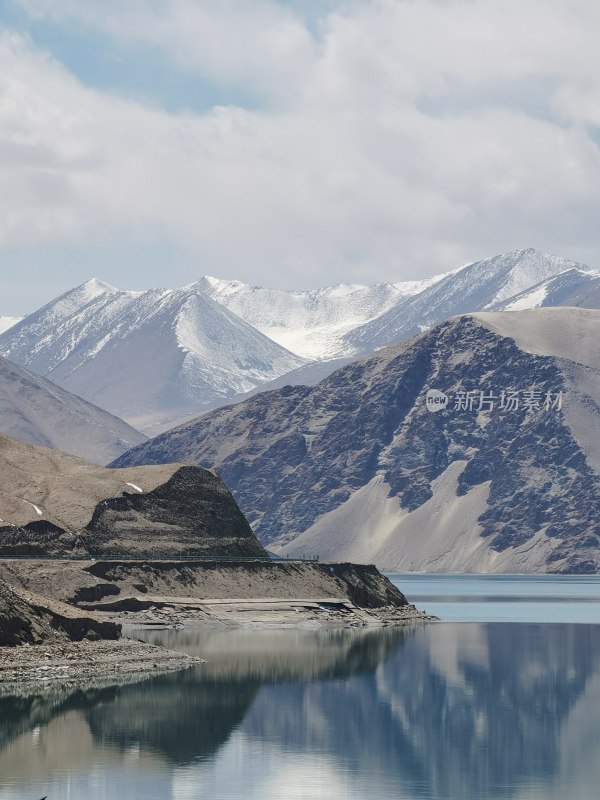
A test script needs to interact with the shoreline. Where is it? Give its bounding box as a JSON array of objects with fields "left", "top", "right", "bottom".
[
  {"left": 0, "top": 637, "right": 205, "bottom": 697},
  {"left": 0, "top": 606, "right": 435, "bottom": 694},
  {"left": 0, "top": 559, "right": 434, "bottom": 695},
  {"left": 110, "top": 596, "right": 436, "bottom": 628}
]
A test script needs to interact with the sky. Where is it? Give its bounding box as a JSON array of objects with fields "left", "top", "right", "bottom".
[{"left": 2, "top": 0, "right": 600, "bottom": 313}]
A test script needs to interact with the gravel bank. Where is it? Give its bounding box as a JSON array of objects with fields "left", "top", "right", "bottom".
[{"left": 0, "top": 638, "right": 203, "bottom": 697}]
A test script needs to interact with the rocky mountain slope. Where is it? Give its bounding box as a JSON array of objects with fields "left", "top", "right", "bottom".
[
  {"left": 0, "top": 581, "right": 118, "bottom": 646},
  {"left": 0, "top": 433, "right": 265, "bottom": 558},
  {"left": 114, "top": 307, "right": 600, "bottom": 573},
  {"left": 343, "top": 248, "right": 592, "bottom": 354},
  {"left": 0, "top": 352, "right": 145, "bottom": 464},
  {"left": 0, "top": 279, "right": 304, "bottom": 433},
  {"left": 197, "top": 275, "right": 445, "bottom": 360}
]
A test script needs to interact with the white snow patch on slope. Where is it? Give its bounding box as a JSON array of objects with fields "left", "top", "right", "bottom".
[
  {"left": 197, "top": 276, "right": 440, "bottom": 360},
  {"left": 393, "top": 268, "right": 458, "bottom": 296},
  {"left": 0, "top": 317, "right": 22, "bottom": 335},
  {"left": 502, "top": 284, "right": 549, "bottom": 311},
  {"left": 126, "top": 482, "right": 143, "bottom": 493}
]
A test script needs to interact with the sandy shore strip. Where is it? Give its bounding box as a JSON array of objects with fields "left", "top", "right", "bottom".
[{"left": 110, "top": 596, "right": 437, "bottom": 628}]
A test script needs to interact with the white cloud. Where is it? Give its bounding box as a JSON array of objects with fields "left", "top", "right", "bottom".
[
  {"left": 18, "top": 0, "right": 317, "bottom": 102},
  {"left": 3, "top": 0, "right": 600, "bottom": 292}
]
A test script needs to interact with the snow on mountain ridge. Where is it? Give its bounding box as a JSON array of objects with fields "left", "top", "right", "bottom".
[
  {"left": 344, "top": 248, "right": 589, "bottom": 354},
  {"left": 480, "top": 249, "right": 592, "bottom": 307},
  {"left": 197, "top": 275, "right": 437, "bottom": 360},
  {"left": 1, "top": 247, "right": 594, "bottom": 434},
  {"left": 493, "top": 267, "right": 600, "bottom": 312},
  {"left": 0, "top": 283, "right": 305, "bottom": 433}
]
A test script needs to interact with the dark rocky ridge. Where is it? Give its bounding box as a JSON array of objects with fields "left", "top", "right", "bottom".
[
  {"left": 81, "top": 466, "right": 265, "bottom": 558},
  {"left": 0, "top": 465, "right": 265, "bottom": 559},
  {"left": 0, "top": 434, "right": 265, "bottom": 559},
  {"left": 113, "top": 310, "right": 600, "bottom": 573},
  {"left": 82, "top": 560, "right": 408, "bottom": 609}
]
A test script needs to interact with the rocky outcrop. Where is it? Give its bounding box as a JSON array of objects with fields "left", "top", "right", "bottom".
[
  {"left": 81, "top": 466, "right": 265, "bottom": 558},
  {"left": 82, "top": 559, "right": 409, "bottom": 609},
  {"left": 113, "top": 308, "right": 600, "bottom": 573},
  {"left": 0, "top": 581, "right": 119, "bottom": 646},
  {"left": 1, "top": 558, "right": 409, "bottom": 613},
  {"left": 0, "top": 433, "right": 266, "bottom": 559}
]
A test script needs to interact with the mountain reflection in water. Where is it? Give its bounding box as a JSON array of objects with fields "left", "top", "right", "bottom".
[{"left": 2, "top": 623, "right": 600, "bottom": 800}]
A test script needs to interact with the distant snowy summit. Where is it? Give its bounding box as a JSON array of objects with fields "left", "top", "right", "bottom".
[
  {"left": 199, "top": 248, "right": 599, "bottom": 360},
  {"left": 1, "top": 248, "right": 598, "bottom": 433},
  {"left": 0, "top": 279, "right": 304, "bottom": 433},
  {"left": 197, "top": 273, "right": 446, "bottom": 360},
  {"left": 342, "top": 248, "right": 598, "bottom": 354}
]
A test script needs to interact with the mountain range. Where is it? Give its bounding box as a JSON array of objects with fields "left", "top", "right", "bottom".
[
  {"left": 197, "top": 273, "right": 446, "bottom": 360},
  {"left": 113, "top": 307, "right": 600, "bottom": 573},
  {"left": 0, "top": 279, "right": 304, "bottom": 433},
  {"left": 3, "top": 248, "right": 597, "bottom": 436},
  {"left": 342, "top": 248, "right": 597, "bottom": 355}
]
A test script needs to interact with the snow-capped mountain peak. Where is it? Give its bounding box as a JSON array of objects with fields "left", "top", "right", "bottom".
[
  {"left": 343, "top": 248, "right": 590, "bottom": 354},
  {"left": 0, "top": 282, "right": 305, "bottom": 433},
  {"left": 1, "top": 247, "right": 597, "bottom": 436}
]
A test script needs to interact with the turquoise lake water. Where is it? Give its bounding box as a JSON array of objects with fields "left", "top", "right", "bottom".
[
  {"left": 390, "top": 573, "right": 600, "bottom": 623},
  {"left": 3, "top": 575, "right": 600, "bottom": 799}
]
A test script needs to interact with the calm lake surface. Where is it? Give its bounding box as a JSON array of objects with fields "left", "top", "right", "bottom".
[{"left": 4, "top": 575, "right": 600, "bottom": 800}]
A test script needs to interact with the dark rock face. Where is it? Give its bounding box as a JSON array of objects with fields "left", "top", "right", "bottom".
[
  {"left": 113, "top": 313, "right": 600, "bottom": 573},
  {"left": 0, "top": 581, "right": 120, "bottom": 646},
  {"left": 82, "top": 466, "right": 266, "bottom": 558},
  {"left": 327, "top": 563, "right": 408, "bottom": 608},
  {"left": 0, "top": 465, "right": 267, "bottom": 560},
  {"left": 0, "top": 521, "right": 79, "bottom": 557}
]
